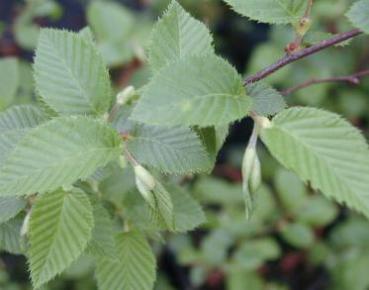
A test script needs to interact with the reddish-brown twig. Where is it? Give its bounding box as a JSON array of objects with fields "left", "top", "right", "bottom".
[
  {"left": 282, "top": 69, "right": 369, "bottom": 95},
  {"left": 244, "top": 29, "right": 363, "bottom": 85}
]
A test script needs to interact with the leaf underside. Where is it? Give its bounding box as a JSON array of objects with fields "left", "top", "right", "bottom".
[
  {"left": 346, "top": 0, "right": 369, "bottom": 34},
  {"left": 96, "top": 231, "right": 156, "bottom": 290},
  {"left": 0, "top": 116, "right": 122, "bottom": 196},
  {"left": 29, "top": 189, "right": 94, "bottom": 288},
  {"left": 34, "top": 29, "right": 112, "bottom": 116},
  {"left": 131, "top": 55, "right": 251, "bottom": 127},
  {"left": 127, "top": 125, "right": 211, "bottom": 174},
  {"left": 224, "top": 0, "right": 307, "bottom": 24},
  {"left": 261, "top": 107, "right": 369, "bottom": 218},
  {"left": 148, "top": 0, "right": 214, "bottom": 71}
]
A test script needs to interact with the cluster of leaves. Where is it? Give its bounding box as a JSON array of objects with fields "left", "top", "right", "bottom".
[{"left": 0, "top": 0, "right": 369, "bottom": 289}]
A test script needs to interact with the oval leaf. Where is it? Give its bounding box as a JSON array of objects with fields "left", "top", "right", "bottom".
[
  {"left": 261, "top": 107, "right": 369, "bottom": 218},
  {"left": 34, "top": 29, "right": 112, "bottom": 116},
  {"left": 29, "top": 189, "right": 94, "bottom": 288},
  {"left": 0, "top": 116, "right": 122, "bottom": 196},
  {"left": 131, "top": 55, "right": 251, "bottom": 127}
]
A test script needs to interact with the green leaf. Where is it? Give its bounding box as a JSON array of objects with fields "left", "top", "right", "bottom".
[
  {"left": 227, "top": 270, "right": 264, "bottom": 290},
  {"left": 201, "top": 229, "right": 233, "bottom": 266},
  {"left": 86, "top": 1, "right": 137, "bottom": 66},
  {"left": 196, "top": 126, "right": 229, "bottom": 164},
  {"left": 0, "top": 216, "right": 24, "bottom": 254},
  {"left": 88, "top": 204, "right": 117, "bottom": 260},
  {"left": 274, "top": 168, "right": 308, "bottom": 213},
  {"left": 232, "top": 238, "right": 281, "bottom": 270},
  {"left": 87, "top": 1, "right": 134, "bottom": 43},
  {"left": 0, "top": 197, "right": 27, "bottom": 224},
  {"left": 128, "top": 125, "right": 211, "bottom": 174},
  {"left": 224, "top": 0, "right": 307, "bottom": 24},
  {"left": 0, "top": 116, "right": 122, "bottom": 196},
  {"left": 247, "top": 82, "right": 286, "bottom": 116},
  {"left": 0, "top": 105, "right": 46, "bottom": 164},
  {"left": 346, "top": 0, "right": 369, "bottom": 34},
  {"left": 96, "top": 231, "right": 156, "bottom": 290},
  {"left": 0, "top": 105, "right": 45, "bottom": 132},
  {"left": 261, "top": 107, "right": 369, "bottom": 218},
  {"left": 0, "top": 58, "right": 19, "bottom": 107},
  {"left": 79, "top": 27, "right": 95, "bottom": 44},
  {"left": 169, "top": 185, "right": 206, "bottom": 232},
  {"left": 135, "top": 168, "right": 175, "bottom": 231},
  {"left": 297, "top": 196, "right": 338, "bottom": 227},
  {"left": 29, "top": 189, "right": 94, "bottom": 288},
  {"left": 131, "top": 55, "right": 251, "bottom": 127},
  {"left": 148, "top": 0, "right": 214, "bottom": 72},
  {"left": 280, "top": 222, "right": 315, "bottom": 249},
  {"left": 34, "top": 28, "right": 112, "bottom": 116}
]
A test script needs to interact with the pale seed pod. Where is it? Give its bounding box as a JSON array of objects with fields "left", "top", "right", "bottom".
[
  {"left": 249, "top": 153, "right": 262, "bottom": 193},
  {"left": 116, "top": 86, "right": 136, "bottom": 106},
  {"left": 242, "top": 146, "right": 257, "bottom": 219},
  {"left": 242, "top": 146, "right": 256, "bottom": 181},
  {"left": 134, "top": 165, "right": 156, "bottom": 206},
  {"left": 21, "top": 210, "right": 31, "bottom": 237}
]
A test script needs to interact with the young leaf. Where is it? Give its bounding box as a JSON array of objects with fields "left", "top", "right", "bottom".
[
  {"left": 346, "top": 0, "right": 369, "bottom": 34},
  {"left": 261, "top": 107, "right": 369, "bottom": 218},
  {"left": 87, "top": 204, "right": 117, "bottom": 260},
  {"left": 34, "top": 29, "right": 112, "bottom": 116},
  {"left": 127, "top": 125, "right": 211, "bottom": 174},
  {"left": 247, "top": 82, "right": 286, "bottom": 116},
  {"left": 148, "top": 0, "right": 214, "bottom": 71},
  {"left": 96, "top": 231, "right": 156, "bottom": 290},
  {"left": 29, "top": 189, "right": 94, "bottom": 288},
  {"left": 0, "top": 116, "right": 122, "bottom": 196},
  {"left": 0, "top": 105, "right": 46, "bottom": 164},
  {"left": 131, "top": 55, "right": 251, "bottom": 127},
  {"left": 0, "top": 58, "right": 19, "bottom": 106},
  {"left": 224, "top": 0, "right": 307, "bottom": 24},
  {"left": 0, "top": 216, "right": 24, "bottom": 254},
  {"left": 280, "top": 222, "right": 315, "bottom": 249},
  {"left": 0, "top": 197, "right": 27, "bottom": 224},
  {"left": 232, "top": 238, "right": 281, "bottom": 270}
]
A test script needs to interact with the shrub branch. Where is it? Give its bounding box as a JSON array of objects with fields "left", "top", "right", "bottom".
[
  {"left": 282, "top": 69, "right": 369, "bottom": 95},
  {"left": 244, "top": 29, "right": 363, "bottom": 85}
]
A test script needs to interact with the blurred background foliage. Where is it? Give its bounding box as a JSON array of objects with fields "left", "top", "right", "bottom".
[{"left": 0, "top": 0, "right": 369, "bottom": 289}]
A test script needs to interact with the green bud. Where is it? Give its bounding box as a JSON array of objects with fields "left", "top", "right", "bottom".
[
  {"left": 295, "top": 17, "right": 312, "bottom": 36},
  {"left": 134, "top": 165, "right": 156, "bottom": 206}
]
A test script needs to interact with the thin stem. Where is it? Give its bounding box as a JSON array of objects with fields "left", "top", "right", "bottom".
[
  {"left": 244, "top": 29, "right": 363, "bottom": 85},
  {"left": 123, "top": 146, "right": 139, "bottom": 167},
  {"left": 304, "top": 0, "right": 314, "bottom": 18},
  {"left": 282, "top": 69, "right": 369, "bottom": 95}
]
